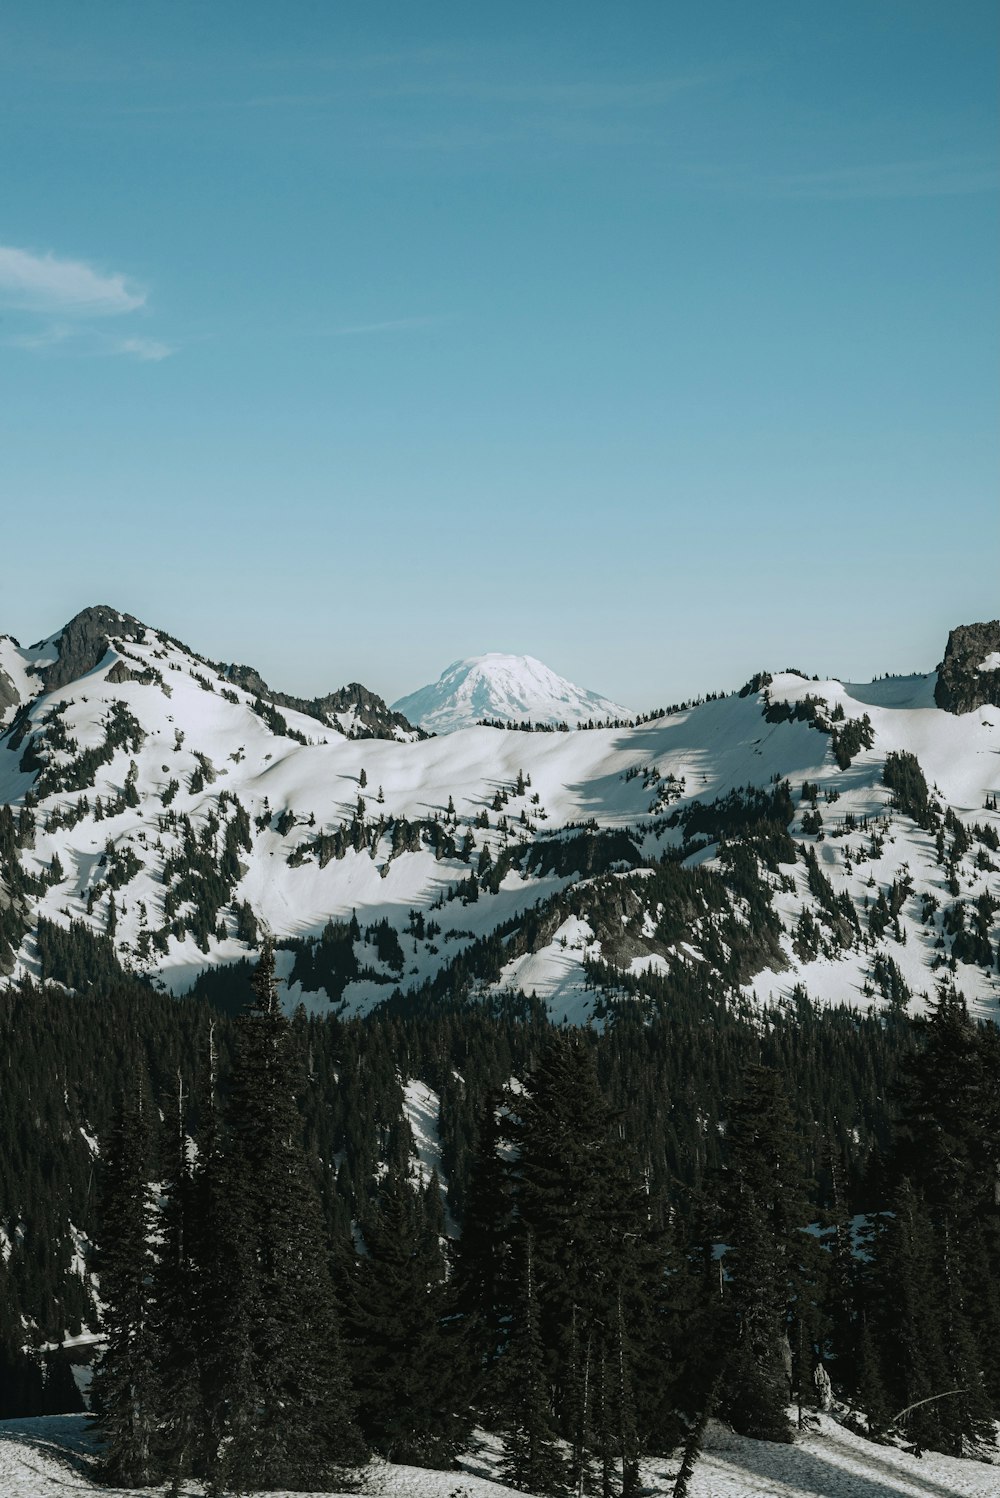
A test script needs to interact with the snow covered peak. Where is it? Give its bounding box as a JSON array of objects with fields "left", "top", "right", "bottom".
[{"left": 391, "top": 653, "right": 632, "bottom": 734}]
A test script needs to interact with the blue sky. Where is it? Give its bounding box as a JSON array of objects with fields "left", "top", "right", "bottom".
[{"left": 2, "top": 1, "right": 997, "bottom": 708}]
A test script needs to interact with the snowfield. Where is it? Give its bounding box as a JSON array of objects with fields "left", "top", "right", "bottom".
[
  {"left": 1, "top": 1414, "right": 996, "bottom": 1498},
  {"left": 2, "top": 617, "right": 999, "bottom": 1020}
]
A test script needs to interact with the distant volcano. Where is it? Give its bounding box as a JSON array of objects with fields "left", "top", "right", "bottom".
[{"left": 391, "top": 653, "right": 632, "bottom": 733}]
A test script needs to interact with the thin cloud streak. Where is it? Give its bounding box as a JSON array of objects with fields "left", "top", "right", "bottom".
[
  {"left": 87, "top": 62, "right": 745, "bottom": 129},
  {"left": 697, "top": 155, "right": 999, "bottom": 201},
  {"left": 0, "top": 243, "right": 145, "bottom": 314},
  {"left": 378, "top": 70, "right": 729, "bottom": 109},
  {"left": 4, "top": 324, "right": 175, "bottom": 360}
]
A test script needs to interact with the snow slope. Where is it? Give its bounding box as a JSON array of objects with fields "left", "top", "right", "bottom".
[
  {"left": 1, "top": 1413, "right": 996, "bottom": 1498},
  {"left": 392, "top": 654, "right": 632, "bottom": 733},
  {"left": 0, "top": 633, "right": 60, "bottom": 724},
  {"left": 2, "top": 613, "right": 999, "bottom": 1022}
]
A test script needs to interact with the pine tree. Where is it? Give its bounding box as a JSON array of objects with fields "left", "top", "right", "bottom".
[
  {"left": 451, "top": 1090, "right": 515, "bottom": 1414},
  {"left": 854, "top": 1317, "right": 891, "bottom": 1437},
  {"left": 883, "top": 989, "right": 1000, "bottom": 1450},
  {"left": 343, "top": 1167, "right": 471, "bottom": 1467},
  {"left": 149, "top": 1072, "right": 203, "bottom": 1495},
  {"left": 870, "top": 1177, "right": 952, "bottom": 1451},
  {"left": 182, "top": 1023, "right": 226, "bottom": 1480},
  {"left": 506, "top": 1033, "right": 649, "bottom": 1492},
  {"left": 714, "top": 1065, "right": 811, "bottom": 1442},
  {"left": 206, "top": 943, "right": 364, "bottom": 1491},
  {"left": 92, "top": 1083, "right": 160, "bottom": 1486},
  {"left": 500, "top": 1231, "right": 568, "bottom": 1496}
]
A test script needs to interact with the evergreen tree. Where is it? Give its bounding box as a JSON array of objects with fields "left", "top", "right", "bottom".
[
  {"left": 855, "top": 991, "right": 1000, "bottom": 1455},
  {"left": 149, "top": 1073, "right": 202, "bottom": 1494},
  {"left": 714, "top": 1066, "right": 811, "bottom": 1442},
  {"left": 343, "top": 1167, "right": 471, "bottom": 1467},
  {"left": 186, "top": 1022, "right": 232, "bottom": 1481},
  {"left": 92, "top": 1083, "right": 160, "bottom": 1487},
  {"left": 500, "top": 1231, "right": 568, "bottom": 1496},
  {"left": 451, "top": 1090, "right": 515, "bottom": 1413},
  {"left": 868, "top": 1177, "right": 954, "bottom": 1452},
  {"left": 506, "top": 1033, "right": 650, "bottom": 1493},
  {"left": 0, "top": 1260, "right": 46, "bottom": 1418},
  {"left": 207, "top": 943, "right": 364, "bottom": 1491},
  {"left": 854, "top": 1316, "right": 891, "bottom": 1437}
]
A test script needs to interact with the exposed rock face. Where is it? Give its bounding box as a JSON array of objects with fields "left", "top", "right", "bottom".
[
  {"left": 0, "top": 659, "right": 20, "bottom": 720},
  {"left": 934, "top": 621, "right": 1000, "bottom": 715},
  {"left": 37, "top": 605, "right": 149, "bottom": 693},
  {"left": 223, "top": 666, "right": 422, "bottom": 740},
  {"left": 313, "top": 682, "right": 423, "bottom": 740}
]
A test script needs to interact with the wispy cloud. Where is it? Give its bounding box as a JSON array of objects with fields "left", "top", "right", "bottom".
[
  {"left": 0, "top": 242, "right": 173, "bottom": 360},
  {"left": 0, "top": 243, "right": 145, "bottom": 314},
  {"left": 106, "top": 335, "right": 174, "bottom": 361}
]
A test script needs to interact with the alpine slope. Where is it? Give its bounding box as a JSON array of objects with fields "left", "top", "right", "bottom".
[{"left": 1, "top": 607, "right": 998, "bottom": 1023}]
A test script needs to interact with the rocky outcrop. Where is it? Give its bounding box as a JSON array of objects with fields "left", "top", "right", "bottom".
[
  {"left": 0, "top": 659, "right": 20, "bottom": 721},
  {"left": 934, "top": 621, "right": 1000, "bottom": 715},
  {"left": 312, "top": 682, "right": 423, "bottom": 740},
  {"left": 223, "top": 665, "right": 423, "bottom": 741},
  {"left": 38, "top": 605, "right": 149, "bottom": 693}
]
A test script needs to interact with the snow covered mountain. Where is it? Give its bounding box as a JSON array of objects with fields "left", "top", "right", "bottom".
[
  {"left": 0, "top": 605, "right": 422, "bottom": 743},
  {"left": 392, "top": 653, "right": 632, "bottom": 733},
  {"left": 1, "top": 607, "right": 999, "bottom": 1024}
]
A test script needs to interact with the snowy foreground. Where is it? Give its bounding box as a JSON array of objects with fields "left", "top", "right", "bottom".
[{"left": 1, "top": 1416, "right": 997, "bottom": 1498}]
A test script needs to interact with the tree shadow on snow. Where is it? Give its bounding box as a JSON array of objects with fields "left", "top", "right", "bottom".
[
  {"left": 0, "top": 1413, "right": 100, "bottom": 1485},
  {"left": 697, "top": 1420, "right": 982, "bottom": 1498}
]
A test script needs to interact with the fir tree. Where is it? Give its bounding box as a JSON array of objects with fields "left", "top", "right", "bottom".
[
  {"left": 714, "top": 1066, "right": 811, "bottom": 1443},
  {"left": 886, "top": 989, "right": 1000, "bottom": 1448},
  {"left": 207, "top": 943, "right": 364, "bottom": 1491},
  {"left": 343, "top": 1167, "right": 471, "bottom": 1467},
  {"left": 869, "top": 1177, "right": 953, "bottom": 1452},
  {"left": 150, "top": 1072, "right": 202, "bottom": 1494},
  {"left": 500, "top": 1231, "right": 568, "bottom": 1496},
  {"left": 506, "top": 1033, "right": 649, "bottom": 1492},
  {"left": 92, "top": 1083, "right": 160, "bottom": 1487},
  {"left": 451, "top": 1090, "right": 515, "bottom": 1414}
]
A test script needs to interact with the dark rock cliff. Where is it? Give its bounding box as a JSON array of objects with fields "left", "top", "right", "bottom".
[
  {"left": 934, "top": 621, "right": 1000, "bottom": 715},
  {"left": 35, "top": 605, "right": 149, "bottom": 693}
]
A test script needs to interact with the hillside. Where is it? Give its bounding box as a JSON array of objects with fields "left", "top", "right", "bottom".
[{"left": 1, "top": 611, "right": 998, "bottom": 1022}]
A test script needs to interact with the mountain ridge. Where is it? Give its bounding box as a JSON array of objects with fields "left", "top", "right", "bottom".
[
  {"left": 1, "top": 605, "right": 998, "bottom": 1025},
  {"left": 1, "top": 604, "right": 421, "bottom": 743}
]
